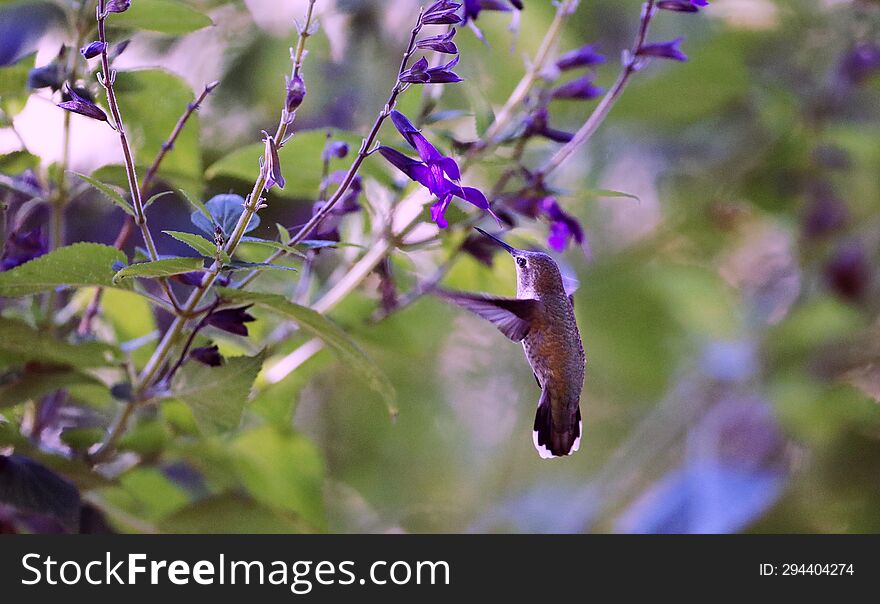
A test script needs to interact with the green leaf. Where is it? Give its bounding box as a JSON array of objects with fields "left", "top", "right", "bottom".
[
  {"left": 222, "top": 261, "right": 297, "bottom": 273},
  {"left": 113, "top": 257, "right": 204, "bottom": 283},
  {"left": 0, "top": 367, "right": 103, "bottom": 409},
  {"left": 171, "top": 351, "right": 265, "bottom": 434},
  {"left": 144, "top": 190, "right": 174, "bottom": 209},
  {"left": 163, "top": 230, "right": 230, "bottom": 263},
  {"left": 110, "top": 0, "right": 213, "bottom": 35},
  {"left": 582, "top": 189, "right": 641, "bottom": 202},
  {"left": 217, "top": 289, "right": 398, "bottom": 417},
  {"left": 72, "top": 172, "right": 134, "bottom": 216},
  {"left": 0, "top": 243, "right": 127, "bottom": 297},
  {"left": 232, "top": 425, "right": 324, "bottom": 529},
  {"left": 276, "top": 223, "right": 291, "bottom": 244},
  {"left": 159, "top": 494, "right": 306, "bottom": 534},
  {"left": 0, "top": 317, "right": 120, "bottom": 368}
]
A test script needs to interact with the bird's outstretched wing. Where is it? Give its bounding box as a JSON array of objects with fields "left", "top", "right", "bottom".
[{"left": 435, "top": 289, "right": 542, "bottom": 342}]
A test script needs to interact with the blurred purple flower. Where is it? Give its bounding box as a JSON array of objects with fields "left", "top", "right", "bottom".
[
  {"left": 56, "top": 86, "right": 108, "bottom": 122},
  {"left": 104, "top": 0, "right": 131, "bottom": 14},
  {"left": 422, "top": 0, "right": 463, "bottom": 25},
  {"left": 507, "top": 196, "right": 584, "bottom": 252},
  {"left": 801, "top": 183, "right": 848, "bottom": 240},
  {"left": 0, "top": 228, "right": 46, "bottom": 271},
  {"left": 839, "top": 43, "right": 880, "bottom": 85},
  {"left": 173, "top": 271, "right": 206, "bottom": 287},
  {"left": 191, "top": 345, "right": 223, "bottom": 367},
  {"left": 322, "top": 140, "right": 349, "bottom": 161},
  {"left": 378, "top": 110, "right": 498, "bottom": 228},
  {"left": 637, "top": 37, "right": 688, "bottom": 62},
  {"left": 556, "top": 44, "right": 605, "bottom": 71},
  {"left": 551, "top": 75, "right": 604, "bottom": 101},
  {"left": 523, "top": 107, "right": 573, "bottom": 143},
  {"left": 657, "top": 0, "right": 709, "bottom": 12},
  {"left": 463, "top": 0, "right": 520, "bottom": 22},
  {"left": 313, "top": 173, "right": 363, "bottom": 241},
  {"left": 825, "top": 240, "right": 871, "bottom": 302},
  {"left": 416, "top": 29, "right": 459, "bottom": 55},
  {"left": 205, "top": 306, "right": 256, "bottom": 337},
  {"left": 79, "top": 41, "right": 106, "bottom": 59},
  {"left": 400, "top": 56, "right": 463, "bottom": 84}
]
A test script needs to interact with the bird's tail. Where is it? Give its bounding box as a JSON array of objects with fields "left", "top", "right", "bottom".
[{"left": 532, "top": 388, "right": 581, "bottom": 459}]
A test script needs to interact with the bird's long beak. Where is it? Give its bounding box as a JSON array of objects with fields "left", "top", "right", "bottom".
[{"left": 474, "top": 227, "right": 516, "bottom": 255}]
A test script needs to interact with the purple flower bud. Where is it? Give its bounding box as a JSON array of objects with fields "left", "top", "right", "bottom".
[
  {"left": 400, "top": 56, "right": 463, "bottom": 84},
  {"left": 105, "top": 0, "right": 131, "bottom": 14},
  {"left": 57, "top": 86, "right": 108, "bottom": 122},
  {"left": 551, "top": 75, "right": 604, "bottom": 100},
  {"left": 262, "top": 133, "right": 285, "bottom": 190},
  {"left": 80, "top": 41, "right": 107, "bottom": 59},
  {"left": 285, "top": 74, "right": 306, "bottom": 113},
  {"left": 556, "top": 44, "right": 605, "bottom": 71},
  {"left": 839, "top": 43, "right": 880, "bottom": 85},
  {"left": 205, "top": 306, "right": 256, "bottom": 337},
  {"left": 523, "top": 107, "right": 573, "bottom": 143},
  {"left": 637, "top": 37, "right": 688, "bottom": 62},
  {"left": 191, "top": 345, "right": 223, "bottom": 367},
  {"left": 423, "top": 0, "right": 463, "bottom": 25},
  {"left": 322, "top": 140, "right": 349, "bottom": 161},
  {"left": 416, "top": 29, "right": 459, "bottom": 55},
  {"left": 27, "top": 62, "right": 64, "bottom": 91}
]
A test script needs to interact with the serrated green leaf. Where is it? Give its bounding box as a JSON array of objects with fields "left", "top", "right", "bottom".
[
  {"left": 0, "top": 317, "right": 120, "bottom": 369},
  {"left": 110, "top": 0, "right": 213, "bottom": 35},
  {"left": 216, "top": 289, "right": 397, "bottom": 417},
  {"left": 222, "top": 261, "right": 297, "bottom": 273},
  {"left": 171, "top": 351, "right": 265, "bottom": 434},
  {"left": 113, "top": 257, "right": 204, "bottom": 283},
  {"left": 0, "top": 243, "right": 126, "bottom": 297},
  {"left": 179, "top": 188, "right": 212, "bottom": 222},
  {"left": 163, "top": 230, "right": 230, "bottom": 263},
  {"left": 72, "top": 172, "right": 135, "bottom": 217}
]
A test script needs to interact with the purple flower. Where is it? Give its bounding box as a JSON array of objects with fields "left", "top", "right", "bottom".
[
  {"left": 556, "top": 44, "right": 605, "bottom": 71},
  {"left": 378, "top": 110, "right": 498, "bottom": 228},
  {"left": 400, "top": 56, "right": 463, "bottom": 84},
  {"left": 523, "top": 107, "right": 573, "bottom": 143},
  {"left": 80, "top": 41, "right": 106, "bottom": 59},
  {"left": 422, "top": 1, "right": 463, "bottom": 25},
  {"left": 839, "top": 43, "right": 880, "bottom": 85},
  {"left": 285, "top": 74, "right": 306, "bottom": 114},
  {"left": 262, "top": 133, "right": 284, "bottom": 190},
  {"left": 322, "top": 140, "right": 349, "bottom": 161},
  {"left": 191, "top": 345, "right": 223, "bottom": 367},
  {"left": 658, "top": 0, "right": 708, "bottom": 12},
  {"left": 463, "top": 0, "right": 520, "bottom": 22},
  {"left": 0, "top": 228, "right": 46, "bottom": 271},
  {"left": 206, "top": 306, "right": 256, "bottom": 337},
  {"left": 173, "top": 271, "right": 206, "bottom": 287},
  {"left": 507, "top": 196, "right": 584, "bottom": 252},
  {"left": 57, "top": 86, "right": 108, "bottom": 122},
  {"left": 638, "top": 37, "right": 688, "bottom": 62},
  {"left": 551, "top": 75, "right": 604, "bottom": 100},
  {"left": 104, "top": 0, "right": 131, "bottom": 14},
  {"left": 416, "top": 29, "right": 459, "bottom": 55}
]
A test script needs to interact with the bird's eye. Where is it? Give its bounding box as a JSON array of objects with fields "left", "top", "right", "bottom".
[{"left": 516, "top": 257, "right": 527, "bottom": 268}]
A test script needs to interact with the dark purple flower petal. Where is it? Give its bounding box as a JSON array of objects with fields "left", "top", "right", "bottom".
[
  {"left": 839, "top": 43, "right": 880, "bottom": 85},
  {"left": 0, "top": 228, "right": 46, "bottom": 271},
  {"left": 56, "top": 87, "right": 108, "bottom": 122},
  {"left": 825, "top": 240, "right": 870, "bottom": 302},
  {"left": 378, "top": 145, "right": 424, "bottom": 179},
  {"left": 556, "top": 44, "right": 606, "bottom": 71},
  {"left": 464, "top": 0, "right": 515, "bottom": 21},
  {"left": 523, "top": 107, "right": 574, "bottom": 143},
  {"left": 105, "top": 0, "right": 131, "bottom": 14},
  {"left": 416, "top": 29, "right": 459, "bottom": 54},
  {"left": 172, "top": 271, "right": 206, "bottom": 287},
  {"left": 430, "top": 195, "right": 454, "bottom": 228},
  {"left": 426, "top": 55, "right": 463, "bottom": 84},
  {"left": 540, "top": 197, "right": 584, "bottom": 251},
  {"left": 423, "top": 0, "right": 463, "bottom": 25},
  {"left": 205, "top": 306, "right": 256, "bottom": 337},
  {"left": 551, "top": 75, "right": 604, "bottom": 100},
  {"left": 638, "top": 37, "right": 688, "bottom": 62},
  {"left": 389, "top": 110, "right": 421, "bottom": 148},
  {"left": 191, "top": 345, "right": 223, "bottom": 367},
  {"left": 80, "top": 41, "right": 106, "bottom": 59}
]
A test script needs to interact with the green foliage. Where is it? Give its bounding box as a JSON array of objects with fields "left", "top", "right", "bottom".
[
  {"left": 72, "top": 172, "right": 135, "bottom": 217},
  {"left": 218, "top": 289, "right": 397, "bottom": 416},
  {"left": 109, "top": 0, "right": 213, "bottom": 35},
  {"left": 163, "top": 230, "right": 230, "bottom": 263},
  {"left": 0, "top": 367, "right": 103, "bottom": 409},
  {"left": 113, "top": 257, "right": 204, "bottom": 283},
  {"left": 0, "top": 317, "right": 120, "bottom": 369},
  {"left": 0, "top": 243, "right": 127, "bottom": 297},
  {"left": 171, "top": 351, "right": 265, "bottom": 434}
]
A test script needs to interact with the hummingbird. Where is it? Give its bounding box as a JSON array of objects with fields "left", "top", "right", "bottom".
[{"left": 437, "top": 228, "right": 586, "bottom": 458}]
